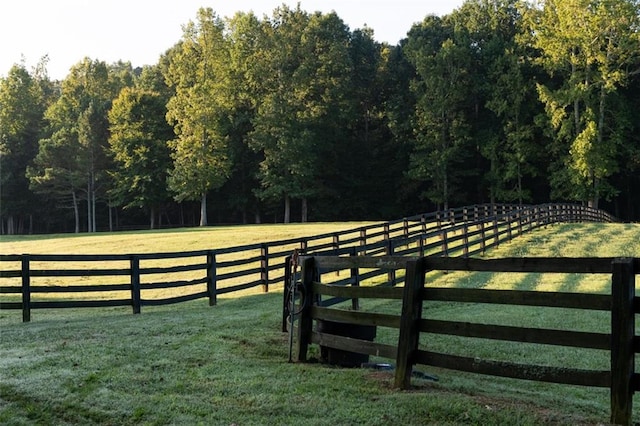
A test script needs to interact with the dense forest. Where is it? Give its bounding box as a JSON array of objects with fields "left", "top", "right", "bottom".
[{"left": 1, "top": 0, "right": 640, "bottom": 234}]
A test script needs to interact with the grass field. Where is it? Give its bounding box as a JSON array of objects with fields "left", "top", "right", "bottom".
[{"left": 2, "top": 222, "right": 640, "bottom": 425}]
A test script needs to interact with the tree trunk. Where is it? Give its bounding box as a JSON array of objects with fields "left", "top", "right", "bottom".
[
  {"left": 91, "top": 186, "right": 96, "bottom": 233},
  {"left": 7, "top": 215, "right": 14, "bottom": 235},
  {"left": 301, "top": 198, "right": 308, "bottom": 223},
  {"left": 200, "top": 193, "right": 208, "bottom": 227},
  {"left": 73, "top": 191, "right": 80, "bottom": 233},
  {"left": 150, "top": 206, "right": 156, "bottom": 230},
  {"left": 284, "top": 196, "right": 291, "bottom": 224},
  {"left": 87, "top": 181, "right": 91, "bottom": 233}
]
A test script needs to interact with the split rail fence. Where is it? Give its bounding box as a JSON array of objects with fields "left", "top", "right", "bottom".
[
  {"left": 292, "top": 255, "right": 636, "bottom": 425},
  {"left": 0, "top": 203, "right": 614, "bottom": 322}
]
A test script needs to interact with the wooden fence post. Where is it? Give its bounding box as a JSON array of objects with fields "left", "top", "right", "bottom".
[
  {"left": 517, "top": 209, "right": 523, "bottom": 235},
  {"left": 394, "top": 257, "right": 426, "bottom": 389},
  {"left": 206, "top": 251, "right": 217, "bottom": 306},
  {"left": 359, "top": 228, "right": 367, "bottom": 255},
  {"left": 295, "top": 256, "right": 315, "bottom": 362},
  {"left": 349, "top": 247, "right": 360, "bottom": 311},
  {"left": 130, "top": 255, "right": 141, "bottom": 314},
  {"left": 403, "top": 218, "right": 409, "bottom": 240},
  {"left": 386, "top": 239, "right": 396, "bottom": 285},
  {"left": 282, "top": 255, "right": 292, "bottom": 332},
  {"left": 462, "top": 224, "right": 469, "bottom": 257},
  {"left": 21, "top": 254, "right": 31, "bottom": 323},
  {"left": 261, "top": 243, "right": 269, "bottom": 292},
  {"left": 440, "top": 230, "right": 449, "bottom": 257},
  {"left": 610, "top": 258, "right": 635, "bottom": 426}
]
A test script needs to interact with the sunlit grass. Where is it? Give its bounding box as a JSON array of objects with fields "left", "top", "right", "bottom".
[{"left": 0, "top": 222, "right": 378, "bottom": 255}]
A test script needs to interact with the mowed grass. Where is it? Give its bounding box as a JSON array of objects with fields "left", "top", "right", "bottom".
[
  {"left": 0, "top": 222, "right": 379, "bottom": 302},
  {"left": 0, "top": 222, "right": 378, "bottom": 255},
  {"left": 2, "top": 222, "right": 640, "bottom": 425}
]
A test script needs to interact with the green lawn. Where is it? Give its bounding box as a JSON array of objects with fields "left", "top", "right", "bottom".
[{"left": 2, "top": 222, "right": 640, "bottom": 425}]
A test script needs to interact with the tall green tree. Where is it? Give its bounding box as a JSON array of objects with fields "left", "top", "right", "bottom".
[
  {"left": 108, "top": 81, "right": 173, "bottom": 229},
  {"left": 532, "top": 0, "right": 640, "bottom": 208},
  {"left": 165, "top": 8, "right": 232, "bottom": 226},
  {"left": 404, "top": 15, "right": 473, "bottom": 210},
  {"left": 337, "top": 29, "right": 403, "bottom": 219},
  {"left": 0, "top": 62, "right": 51, "bottom": 234},
  {"left": 29, "top": 58, "right": 132, "bottom": 232},
  {"left": 453, "top": 0, "right": 540, "bottom": 204},
  {"left": 249, "top": 6, "right": 353, "bottom": 222},
  {"left": 218, "top": 11, "right": 263, "bottom": 223}
]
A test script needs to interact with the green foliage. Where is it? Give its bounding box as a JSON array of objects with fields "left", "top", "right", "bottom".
[
  {"left": 5, "top": 0, "right": 640, "bottom": 232},
  {"left": 531, "top": 0, "right": 640, "bottom": 207},
  {"left": 248, "top": 6, "right": 354, "bottom": 222},
  {"left": 165, "top": 8, "right": 233, "bottom": 225},
  {"left": 107, "top": 84, "right": 173, "bottom": 226},
  {"left": 0, "top": 63, "right": 50, "bottom": 233},
  {"left": 28, "top": 58, "right": 133, "bottom": 232},
  {"left": 404, "top": 16, "right": 473, "bottom": 209}
]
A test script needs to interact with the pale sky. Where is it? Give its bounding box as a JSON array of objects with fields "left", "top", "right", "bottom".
[{"left": 1, "top": 0, "right": 464, "bottom": 81}]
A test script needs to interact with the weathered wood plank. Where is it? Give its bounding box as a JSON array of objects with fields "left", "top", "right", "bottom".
[
  {"left": 423, "top": 257, "right": 614, "bottom": 273},
  {"left": 415, "top": 350, "right": 610, "bottom": 388},
  {"left": 312, "top": 306, "right": 400, "bottom": 329},
  {"left": 423, "top": 288, "right": 611, "bottom": 311},
  {"left": 31, "top": 299, "right": 131, "bottom": 309},
  {"left": 420, "top": 319, "right": 610, "bottom": 350},
  {"left": 311, "top": 331, "right": 397, "bottom": 360},
  {"left": 140, "top": 291, "right": 207, "bottom": 306},
  {"left": 308, "top": 255, "right": 416, "bottom": 271},
  {"left": 312, "top": 282, "right": 404, "bottom": 300}
]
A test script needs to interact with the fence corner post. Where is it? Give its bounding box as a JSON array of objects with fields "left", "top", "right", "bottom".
[
  {"left": 394, "top": 257, "right": 426, "bottom": 389},
  {"left": 21, "top": 254, "right": 31, "bottom": 323},
  {"left": 295, "top": 256, "right": 315, "bottom": 362},
  {"left": 206, "top": 250, "right": 217, "bottom": 306},
  {"left": 610, "top": 257, "right": 635, "bottom": 426},
  {"left": 130, "top": 255, "right": 141, "bottom": 315}
]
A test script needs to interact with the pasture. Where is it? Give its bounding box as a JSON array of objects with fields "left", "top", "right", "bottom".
[{"left": 2, "top": 221, "right": 640, "bottom": 424}]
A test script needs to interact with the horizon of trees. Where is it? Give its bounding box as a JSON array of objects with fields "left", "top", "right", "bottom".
[{"left": 1, "top": 0, "right": 640, "bottom": 235}]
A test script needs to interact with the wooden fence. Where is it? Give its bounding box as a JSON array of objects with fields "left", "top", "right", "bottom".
[
  {"left": 292, "top": 255, "right": 636, "bottom": 425},
  {"left": 0, "top": 203, "right": 615, "bottom": 322}
]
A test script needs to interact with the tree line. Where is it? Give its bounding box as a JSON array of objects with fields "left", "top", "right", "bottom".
[{"left": 1, "top": 0, "right": 639, "bottom": 234}]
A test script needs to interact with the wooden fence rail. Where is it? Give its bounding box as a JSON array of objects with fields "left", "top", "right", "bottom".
[
  {"left": 293, "top": 255, "right": 636, "bottom": 426},
  {"left": 1, "top": 203, "right": 615, "bottom": 322}
]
